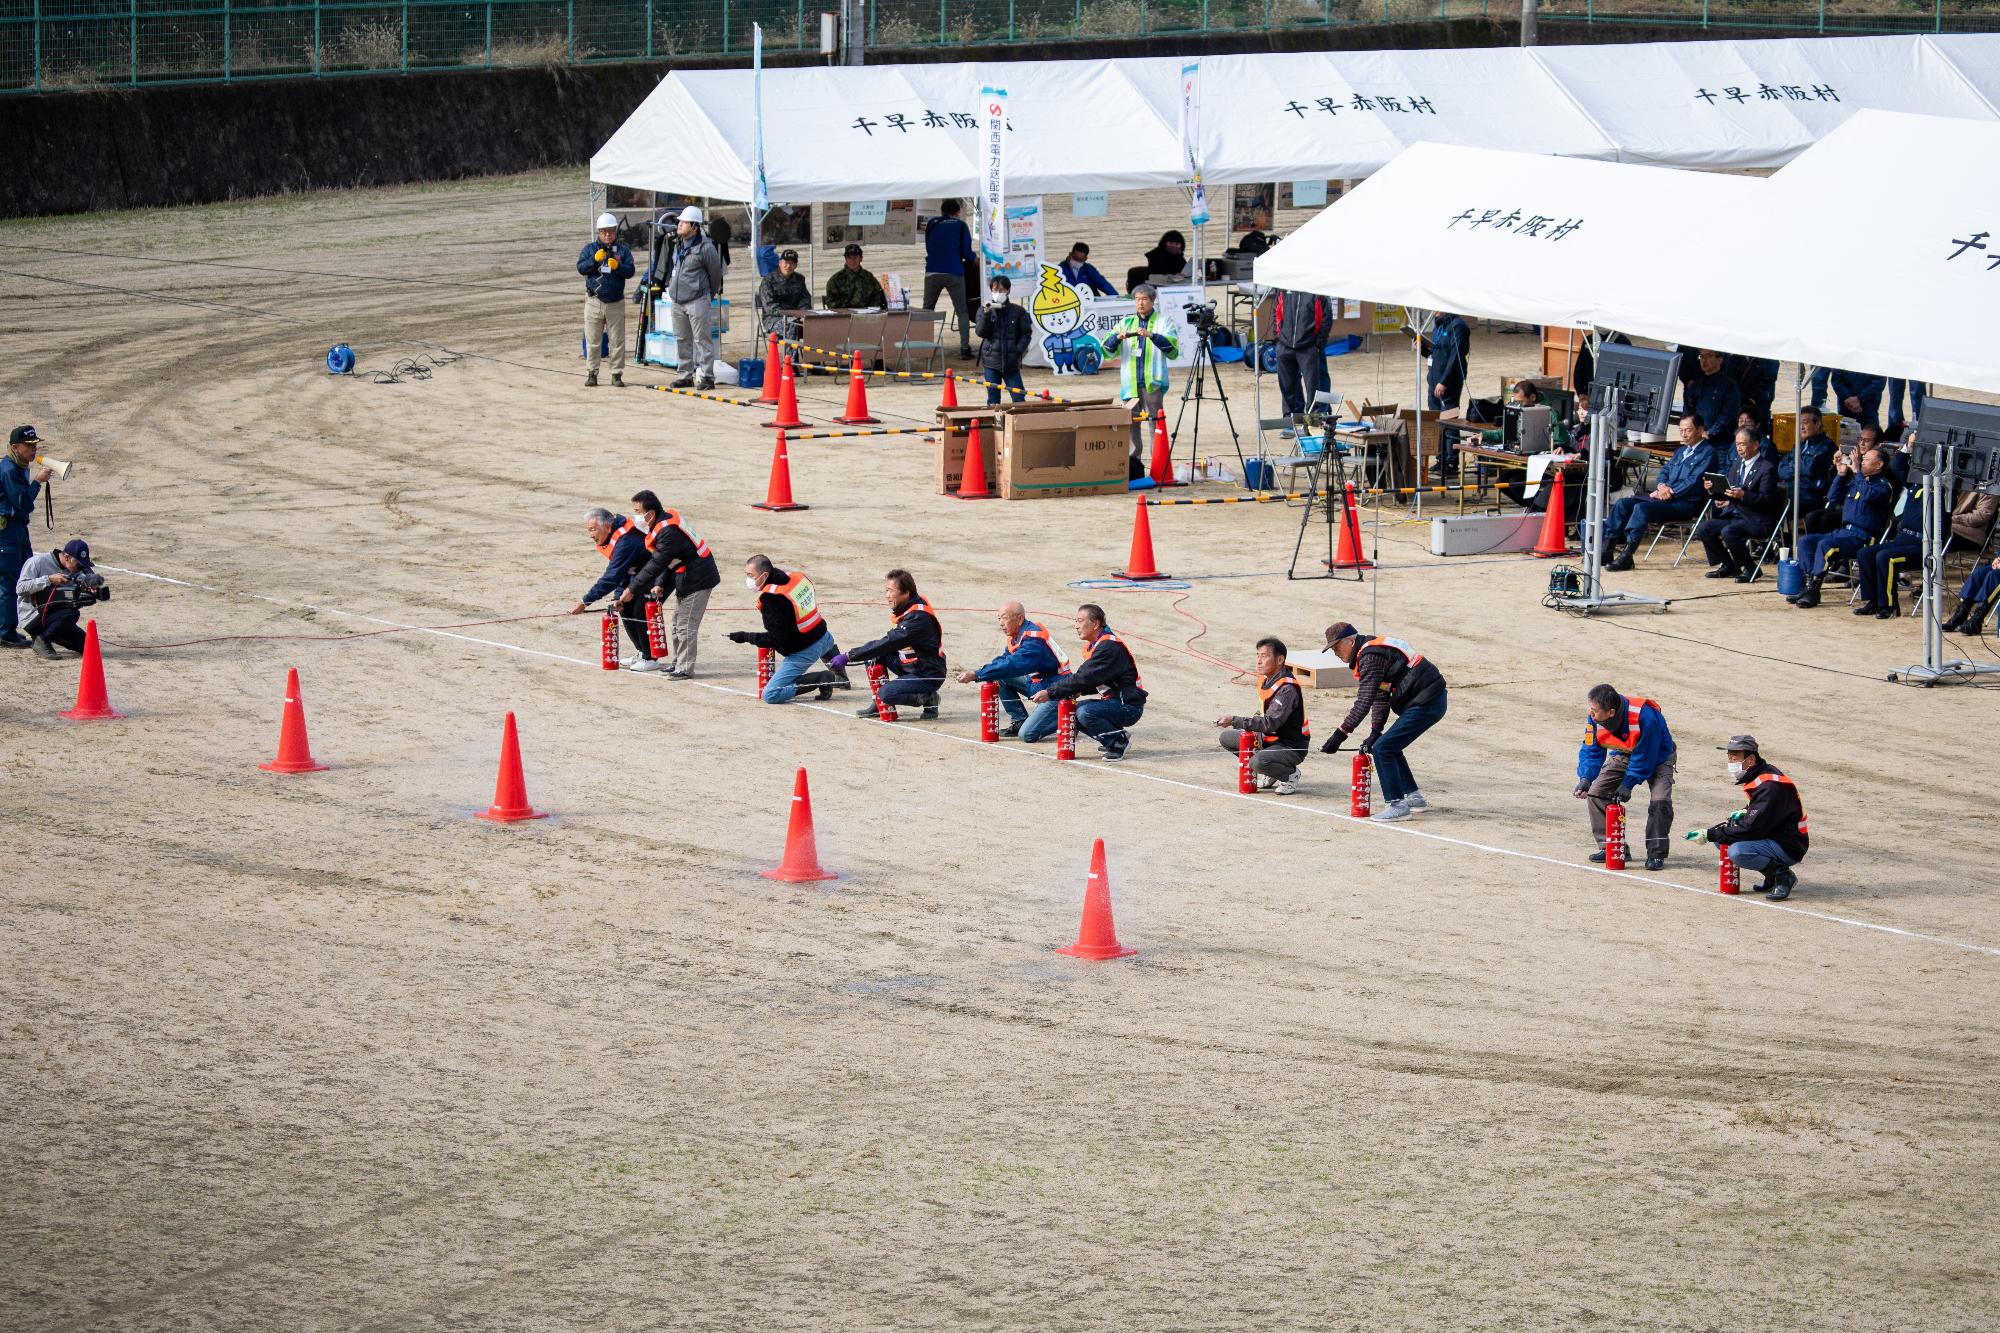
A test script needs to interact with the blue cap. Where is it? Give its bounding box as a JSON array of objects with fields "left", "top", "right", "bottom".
[{"left": 61, "top": 538, "right": 91, "bottom": 569}]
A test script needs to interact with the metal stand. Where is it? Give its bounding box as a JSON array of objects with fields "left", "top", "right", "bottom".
[
  {"left": 1170, "top": 330, "right": 1246, "bottom": 483},
  {"left": 1287, "top": 449, "right": 1363, "bottom": 581},
  {"left": 1549, "top": 388, "right": 1667, "bottom": 615},
  {"left": 1890, "top": 446, "right": 2000, "bottom": 685}
]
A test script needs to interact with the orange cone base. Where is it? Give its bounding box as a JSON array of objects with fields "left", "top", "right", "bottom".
[
  {"left": 1323, "top": 557, "right": 1376, "bottom": 570},
  {"left": 760, "top": 863, "right": 838, "bottom": 884},
  {"left": 956, "top": 489, "right": 996, "bottom": 501},
  {"left": 752, "top": 500, "right": 810, "bottom": 512},
  {"left": 475, "top": 803, "right": 547, "bottom": 824},
  {"left": 763, "top": 417, "right": 812, "bottom": 429},
  {"left": 1056, "top": 938, "right": 1138, "bottom": 961},
  {"left": 834, "top": 412, "right": 880, "bottom": 425},
  {"left": 259, "top": 756, "right": 328, "bottom": 774},
  {"left": 1113, "top": 569, "right": 1172, "bottom": 581},
  {"left": 60, "top": 702, "right": 124, "bottom": 721}
]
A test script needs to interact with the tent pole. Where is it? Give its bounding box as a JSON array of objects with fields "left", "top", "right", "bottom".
[
  {"left": 1790, "top": 362, "right": 1803, "bottom": 554},
  {"left": 1411, "top": 315, "right": 1425, "bottom": 521}
]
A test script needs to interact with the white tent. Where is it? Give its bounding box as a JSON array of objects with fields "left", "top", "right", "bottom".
[
  {"left": 1250, "top": 110, "right": 2000, "bottom": 394},
  {"left": 589, "top": 35, "right": 2000, "bottom": 202}
]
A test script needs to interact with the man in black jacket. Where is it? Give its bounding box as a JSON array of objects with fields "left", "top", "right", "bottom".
[
  {"left": 1215, "top": 637, "right": 1309, "bottom": 795},
  {"left": 1693, "top": 427, "right": 1782, "bottom": 581},
  {"left": 832, "top": 569, "right": 948, "bottom": 720},
  {"left": 1272, "top": 289, "right": 1330, "bottom": 421},
  {"left": 619, "top": 489, "right": 720, "bottom": 677},
  {"left": 1029, "top": 604, "right": 1147, "bottom": 761},
  {"left": 975, "top": 275, "right": 1034, "bottom": 405},
  {"left": 571, "top": 506, "right": 654, "bottom": 669},
  {"left": 1685, "top": 735, "right": 1808, "bottom": 900},
  {"left": 727, "top": 555, "right": 849, "bottom": 703},
  {"left": 1318, "top": 622, "right": 1448, "bottom": 822}
]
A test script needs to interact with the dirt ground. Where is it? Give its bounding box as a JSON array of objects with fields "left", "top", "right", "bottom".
[{"left": 2, "top": 172, "right": 1996, "bottom": 1331}]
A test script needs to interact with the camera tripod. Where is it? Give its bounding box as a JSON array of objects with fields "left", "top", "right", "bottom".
[
  {"left": 1170, "top": 328, "right": 1246, "bottom": 484},
  {"left": 1288, "top": 445, "right": 1367, "bottom": 582}
]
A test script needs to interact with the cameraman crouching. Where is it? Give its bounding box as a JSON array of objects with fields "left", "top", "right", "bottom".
[{"left": 16, "top": 539, "right": 106, "bottom": 659}]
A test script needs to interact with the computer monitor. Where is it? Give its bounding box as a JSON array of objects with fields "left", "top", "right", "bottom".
[
  {"left": 1910, "top": 397, "right": 2000, "bottom": 485},
  {"left": 1591, "top": 343, "right": 1681, "bottom": 436}
]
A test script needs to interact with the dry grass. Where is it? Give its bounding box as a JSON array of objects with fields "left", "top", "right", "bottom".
[
  {"left": 1734, "top": 1102, "right": 1836, "bottom": 1133},
  {"left": 320, "top": 17, "right": 404, "bottom": 70}
]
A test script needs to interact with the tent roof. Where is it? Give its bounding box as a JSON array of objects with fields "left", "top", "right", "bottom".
[
  {"left": 589, "top": 35, "right": 2000, "bottom": 203},
  {"left": 1251, "top": 110, "right": 2000, "bottom": 394}
]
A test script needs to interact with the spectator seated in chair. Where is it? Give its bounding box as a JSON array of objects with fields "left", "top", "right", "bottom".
[
  {"left": 1853, "top": 475, "right": 1934, "bottom": 619},
  {"left": 1942, "top": 556, "right": 2000, "bottom": 636},
  {"left": 1777, "top": 406, "right": 1837, "bottom": 513},
  {"left": 1790, "top": 447, "right": 1896, "bottom": 610},
  {"left": 1599, "top": 412, "right": 1717, "bottom": 571},
  {"left": 1693, "top": 426, "right": 1781, "bottom": 582}
]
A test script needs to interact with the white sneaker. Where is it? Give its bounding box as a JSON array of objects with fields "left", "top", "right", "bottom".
[
  {"left": 1272, "top": 776, "right": 1299, "bottom": 796},
  {"left": 1403, "top": 791, "right": 1429, "bottom": 812},
  {"left": 1254, "top": 773, "right": 1275, "bottom": 791},
  {"left": 620, "top": 655, "right": 641, "bottom": 669},
  {"left": 1370, "top": 800, "right": 1412, "bottom": 822},
  {"left": 627, "top": 658, "right": 665, "bottom": 673}
]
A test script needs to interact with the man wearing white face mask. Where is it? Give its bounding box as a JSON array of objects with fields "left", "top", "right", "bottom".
[
  {"left": 727, "top": 554, "right": 851, "bottom": 703},
  {"left": 974, "top": 274, "right": 1033, "bottom": 405},
  {"left": 1685, "top": 735, "right": 1809, "bottom": 901}
]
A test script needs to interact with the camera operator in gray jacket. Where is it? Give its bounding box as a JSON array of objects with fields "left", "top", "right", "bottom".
[
  {"left": 651, "top": 206, "right": 726, "bottom": 390},
  {"left": 16, "top": 538, "right": 105, "bottom": 659}
]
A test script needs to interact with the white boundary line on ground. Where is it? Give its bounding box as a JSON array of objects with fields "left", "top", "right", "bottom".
[{"left": 104, "top": 564, "right": 2000, "bottom": 962}]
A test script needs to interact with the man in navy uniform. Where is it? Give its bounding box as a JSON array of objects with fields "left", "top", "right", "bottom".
[{"left": 2, "top": 426, "right": 55, "bottom": 650}]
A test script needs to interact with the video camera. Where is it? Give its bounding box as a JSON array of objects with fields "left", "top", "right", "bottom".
[
  {"left": 1182, "top": 300, "right": 1220, "bottom": 336},
  {"left": 43, "top": 570, "right": 108, "bottom": 610}
]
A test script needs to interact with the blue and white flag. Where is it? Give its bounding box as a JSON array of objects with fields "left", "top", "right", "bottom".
[
  {"left": 979, "top": 84, "right": 1009, "bottom": 266},
  {"left": 1180, "top": 61, "right": 1209, "bottom": 227}
]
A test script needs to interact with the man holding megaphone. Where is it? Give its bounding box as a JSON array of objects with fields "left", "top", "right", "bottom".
[{"left": 1, "top": 425, "right": 54, "bottom": 650}]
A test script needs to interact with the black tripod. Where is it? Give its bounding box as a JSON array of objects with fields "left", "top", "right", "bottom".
[
  {"left": 1287, "top": 445, "right": 1367, "bottom": 582},
  {"left": 1170, "top": 326, "right": 1246, "bottom": 484}
]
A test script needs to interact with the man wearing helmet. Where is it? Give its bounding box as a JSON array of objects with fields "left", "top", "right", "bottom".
[
  {"left": 578, "top": 212, "right": 636, "bottom": 388},
  {"left": 652, "top": 205, "right": 726, "bottom": 390}
]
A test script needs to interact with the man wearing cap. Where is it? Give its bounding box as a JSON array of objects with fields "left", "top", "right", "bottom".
[
  {"left": 1576, "top": 683, "right": 1677, "bottom": 870},
  {"left": 758, "top": 248, "right": 812, "bottom": 343},
  {"left": 825, "top": 244, "right": 888, "bottom": 311},
  {"left": 15, "top": 538, "right": 103, "bottom": 659},
  {"left": 1, "top": 426, "right": 52, "bottom": 649},
  {"left": 578, "top": 213, "right": 636, "bottom": 388},
  {"left": 1685, "top": 735, "right": 1808, "bottom": 901},
  {"left": 1318, "top": 622, "right": 1448, "bottom": 821},
  {"left": 656, "top": 206, "right": 725, "bottom": 390}
]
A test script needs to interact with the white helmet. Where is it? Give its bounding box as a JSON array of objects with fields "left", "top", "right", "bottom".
[
  {"left": 594, "top": 211, "right": 619, "bottom": 230},
  {"left": 678, "top": 205, "right": 705, "bottom": 225}
]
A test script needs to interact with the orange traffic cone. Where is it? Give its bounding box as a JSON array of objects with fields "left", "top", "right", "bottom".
[
  {"left": 940, "top": 368, "right": 959, "bottom": 410},
  {"left": 1056, "top": 839, "right": 1137, "bottom": 961},
  {"left": 1147, "top": 411, "right": 1180, "bottom": 488},
  {"left": 762, "top": 767, "right": 838, "bottom": 883},
  {"left": 758, "top": 332, "right": 782, "bottom": 405},
  {"left": 833, "top": 351, "right": 879, "bottom": 425},
  {"left": 763, "top": 356, "right": 810, "bottom": 429},
  {"left": 1532, "top": 469, "right": 1571, "bottom": 558},
  {"left": 259, "top": 667, "right": 327, "bottom": 773},
  {"left": 753, "top": 431, "right": 809, "bottom": 512},
  {"left": 59, "top": 619, "right": 122, "bottom": 720},
  {"left": 474, "top": 711, "right": 546, "bottom": 823},
  {"left": 1327, "top": 481, "right": 1375, "bottom": 570},
  {"left": 956, "top": 417, "right": 995, "bottom": 500},
  {"left": 1114, "top": 496, "right": 1169, "bottom": 581}
]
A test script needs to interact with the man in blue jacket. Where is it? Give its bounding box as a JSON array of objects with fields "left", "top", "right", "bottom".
[
  {"left": 577, "top": 212, "right": 635, "bottom": 388},
  {"left": 1828, "top": 368, "right": 1886, "bottom": 431},
  {"left": 957, "top": 601, "right": 1067, "bottom": 738},
  {"left": 1777, "top": 406, "right": 1837, "bottom": 513},
  {"left": 1421, "top": 312, "right": 1470, "bottom": 474},
  {"left": 569, "top": 506, "right": 654, "bottom": 667},
  {"left": 1681, "top": 350, "right": 1741, "bottom": 460},
  {"left": 1791, "top": 447, "right": 1896, "bottom": 609},
  {"left": 1602, "top": 413, "right": 1716, "bottom": 571},
  {"left": 922, "top": 199, "right": 979, "bottom": 360},
  {"left": 1575, "top": 683, "right": 1677, "bottom": 870},
  {"left": 0, "top": 425, "right": 52, "bottom": 649},
  {"left": 1852, "top": 478, "right": 1931, "bottom": 619},
  {"left": 1057, "top": 242, "right": 1118, "bottom": 298}
]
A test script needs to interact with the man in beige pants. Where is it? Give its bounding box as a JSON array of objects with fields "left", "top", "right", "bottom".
[
  {"left": 577, "top": 211, "right": 635, "bottom": 387},
  {"left": 621, "top": 489, "right": 721, "bottom": 678}
]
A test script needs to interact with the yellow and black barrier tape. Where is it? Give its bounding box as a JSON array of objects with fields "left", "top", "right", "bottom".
[
  {"left": 786, "top": 425, "right": 935, "bottom": 440},
  {"left": 647, "top": 383, "right": 762, "bottom": 409},
  {"left": 1147, "top": 484, "right": 1477, "bottom": 506}
]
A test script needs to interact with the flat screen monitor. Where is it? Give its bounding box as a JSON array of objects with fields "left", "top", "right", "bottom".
[{"left": 1591, "top": 343, "right": 1681, "bottom": 436}]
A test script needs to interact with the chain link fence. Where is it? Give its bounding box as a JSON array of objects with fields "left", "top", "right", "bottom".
[{"left": 3, "top": 0, "right": 1996, "bottom": 92}]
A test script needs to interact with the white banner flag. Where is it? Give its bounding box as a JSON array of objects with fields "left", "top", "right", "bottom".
[
  {"left": 752, "top": 25, "right": 769, "bottom": 215},
  {"left": 979, "top": 84, "right": 1008, "bottom": 267},
  {"left": 1179, "top": 61, "right": 1209, "bottom": 227}
]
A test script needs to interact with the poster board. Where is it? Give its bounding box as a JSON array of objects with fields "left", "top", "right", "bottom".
[
  {"left": 823, "top": 198, "right": 918, "bottom": 249},
  {"left": 987, "top": 196, "right": 1045, "bottom": 287},
  {"left": 1022, "top": 277, "right": 1200, "bottom": 371}
]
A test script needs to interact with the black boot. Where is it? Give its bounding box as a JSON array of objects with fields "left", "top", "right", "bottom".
[
  {"left": 1874, "top": 598, "right": 1899, "bottom": 620},
  {"left": 1606, "top": 544, "right": 1635, "bottom": 573},
  {"left": 1941, "top": 605, "right": 1970, "bottom": 632},
  {"left": 1959, "top": 609, "right": 1989, "bottom": 636},
  {"left": 1793, "top": 577, "right": 1822, "bottom": 609},
  {"left": 1767, "top": 866, "right": 1797, "bottom": 902},
  {"left": 1853, "top": 600, "right": 1882, "bottom": 616},
  {"left": 920, "top": 693, "right": 939, "bottom": 721}
]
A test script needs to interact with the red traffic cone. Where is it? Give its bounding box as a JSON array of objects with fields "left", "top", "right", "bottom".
[
  {"left": 1532, "top": 469, "right": 1571, "bottom": 558},
  {"left": 1056, "top": 839, "right": 1137, "bottom": 961},
  {"left": 956, "top": 417, "right": 995, "bottom": 500},
  {"left": 1114, "top": 496, "right": 1169, "bottom": 581},
  {"left": 833, "top": 351, "right": 880, "bottom": 425},
  {"left": 59, "top": 619, "right": 122, "bottom": 720},
  {"left": 1328, "top": 481, "right": 1375, "bottom": 570},
  {"left": 1237, "top": 728, "right": 1257, "bottom": 793},
  {"left": 474, "top": 711, "right": 547, "bottom": 823},
  {"left": 753, "top": 431, "right": 809, "bottom": 512},
  {"left": 1349, "top": 752, "right": 1372, "bottom": 818},
  {"left": 1147, "top": 411, "right": 1180, "bottom": 488},
  {"left": 1604, "top": 801, "right": 1628, "bottom": 870},
  {"left": 763, "top": 356, "right": 810, "bottom": 429},
  {"left": 758, "top": 332, "right": 783, "bottom": 405},
  {"left": 940, "top": 367, "right": 959, "bottom": 410},
  {"left": 762, "top": 767, "right": 838, "bottom": 883},
  {"left": 259, "top": 667, "right": 327, "bottom": 773}
]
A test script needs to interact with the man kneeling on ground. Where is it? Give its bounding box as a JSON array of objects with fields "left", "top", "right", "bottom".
[
  {"left": 16, "top": 538, "right": 105, "bottom": 659},
  {"left": 1028, "top": 604, "right": 1147, "bottom": 761},
  {"left": 1684, "top": 734, "right": 1808, "bottom": 901},
  {"left": 833, "top": 569, "right": 947, "bottom": 721},
  {"left": 728, "top": 554, "right": 850, "bottom": 703},
  {"left": 1215, "top": 636, "right": 1308, "bottom": 795},
  {"left": 957, "top": 601, "right": 1067, "bottom": 737}
]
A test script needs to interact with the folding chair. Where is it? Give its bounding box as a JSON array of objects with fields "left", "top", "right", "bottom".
[
  {"left": 1845, "top": 490, "right": 1908, "bottom": 604},
  {"left": 840, "top": 311, "right": 887, "bottom": 369},
  {"left": 1744, "top": 500, "right": 1791, "bottom": 581},
  {"left": 895, "top": 310, "right": 944, "bottom": 375},
  {"left": 1662, "top": 498, "right": 1713, "bottom": 566}
]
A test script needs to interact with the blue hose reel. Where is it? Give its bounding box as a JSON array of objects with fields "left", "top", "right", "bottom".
[{"left": 325, "top": 343, "right": 356, "bottom": 375}]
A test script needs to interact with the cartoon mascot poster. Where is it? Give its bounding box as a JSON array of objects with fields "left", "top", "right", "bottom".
[{"left": 1030, "top": 265, "right": 1104, "bottom": 376}]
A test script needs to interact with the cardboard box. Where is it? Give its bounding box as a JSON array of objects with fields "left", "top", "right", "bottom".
[
  {"left": 999, "top": 401, "right": 1131, "bottom": 500},
  {"left": 934, "top": 406, "right": 1003, "bottom": 495}
]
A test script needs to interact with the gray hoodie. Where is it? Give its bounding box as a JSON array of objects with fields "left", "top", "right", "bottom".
[{"left": 666, "top": 232, "right": 725, "bottom": 305}]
